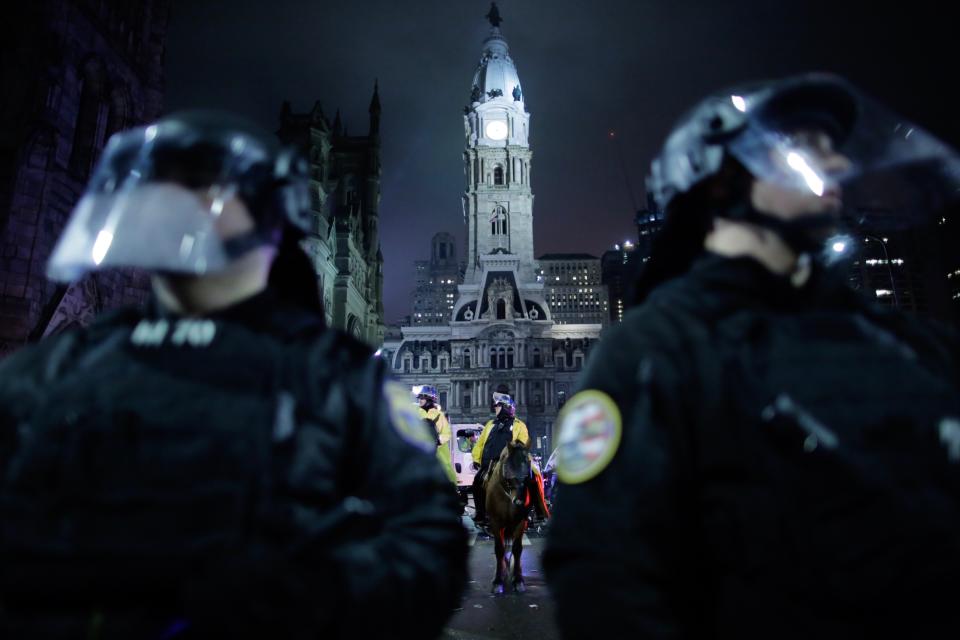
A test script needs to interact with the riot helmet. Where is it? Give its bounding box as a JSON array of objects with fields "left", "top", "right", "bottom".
[
  {"left": 492, "top": 391, "right": 516, "bottom": 417},
  {"left": 646, "top": 72, "right": 960, "bottom": 263},
  {"left": 47, "top": 110, "right": 312, "bottom": 282},
  {"left": 413, "top": 385, "right": 440, "bottom": 404}
]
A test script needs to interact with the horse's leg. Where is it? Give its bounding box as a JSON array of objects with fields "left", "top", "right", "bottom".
[
  {"left": 511, "top": 523, "right": 526, "bottom": 593},
  {"left": 491, "top": 527, "right": 506, "bottom": 594}
]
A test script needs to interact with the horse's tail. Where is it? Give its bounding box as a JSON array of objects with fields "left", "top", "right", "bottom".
[{"left": 532, "top": 466, "right": 550, "bottom": 518}]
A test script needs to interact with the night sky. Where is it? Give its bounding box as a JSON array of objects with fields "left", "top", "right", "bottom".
[{"left": 164, "top": 1, "right": 955, "bottom": 323}]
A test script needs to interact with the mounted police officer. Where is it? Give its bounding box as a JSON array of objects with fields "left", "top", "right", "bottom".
[
  {"left": 472, "top": 387, "right": 548, "bottom": 527},
  {"left": 0, "top": 111, "right": 467, "bottom": 639},
  {"left": 545, "top": 73, "right": 960, "bottom": 638}
]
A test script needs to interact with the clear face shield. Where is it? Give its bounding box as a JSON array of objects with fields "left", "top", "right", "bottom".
[
  {"left": 726, "top": 79, "right": 960, "bottom": 260},
  {"left": 492, "top": 392, "right": 515, "bottom": 416},
  {"left": 46, "top": 123, "right": 274, "bottom": 282}
]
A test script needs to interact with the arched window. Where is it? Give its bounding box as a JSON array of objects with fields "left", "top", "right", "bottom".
[
  {"left": 491, "top": 206, "right": 508, "bottom": 235},
  {"left": 493, "top": 165, "right": 504, "bottom": 185},
  {"left": 71, "top": 57, "right": 108, "bottom": 175},
  {"left": 106, "top": 86, "right": 130, "bottom": 138},
  {"left": 532, "top": 348, "right": 541, "bottom": 368},
  {"left": 506, "top": 347, "right": 514, "bottom": 369},
  {"left": 463, "top": 349, "right": 472, "bottom": 369},
  {"left": 497, "top": 299, "right": 506, "bottom": 320}
]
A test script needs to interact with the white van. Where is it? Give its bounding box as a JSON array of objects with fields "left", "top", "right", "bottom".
[{"left": 450, "top": 423, "right": 484, "bottom": 492}]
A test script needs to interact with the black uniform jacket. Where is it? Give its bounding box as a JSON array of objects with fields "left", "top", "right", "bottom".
[
  {"left": 0, "top": 289, "right": 467, "bottom": 639},
  {"left": 545, "top": 254, "right": 960, "bottom": 639}
]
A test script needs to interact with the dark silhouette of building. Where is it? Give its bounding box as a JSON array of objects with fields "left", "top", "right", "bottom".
[
  {"left": 844, "top": 202, "right": 959, "bottom": 329},
  {"left": 601, "top": 242, "right": 638, "bottom": 323},
  {"left": 0, "top": 1, "right": 171, "bottom": 355},
  {"left": 412, "top": 232, "right": 462, "bottom": 326},
  {"left": 276, "top": 86, "right": 385, "bottom": 344},
  {"left": 635, "top": 197, "right": 665, "bottom": 261}
]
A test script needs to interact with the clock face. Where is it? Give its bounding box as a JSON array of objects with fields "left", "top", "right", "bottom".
[{"left": 485, "top": 120, "right": 508, "bottom": 140}]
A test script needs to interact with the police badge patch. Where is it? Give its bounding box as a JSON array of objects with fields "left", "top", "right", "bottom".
[
  {"left": 556, "top": 390, "right": 622, "bottom": 484},
  {"left": 384, "top": 381, "right": 436, "bottom": 453}
]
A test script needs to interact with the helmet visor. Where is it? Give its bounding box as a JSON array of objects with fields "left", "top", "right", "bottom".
[
  {"left": 727, "top": 77, "right": 960, "bottom": 233},
  {"left": 47, "top": 123, "right": 274, "bottom": 282},
  {"left": 47, "top": 183, "right": 232, "bottom": 282}
]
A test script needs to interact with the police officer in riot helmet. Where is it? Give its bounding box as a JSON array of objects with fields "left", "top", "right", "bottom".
[
  {"left": 414, "top": 384, "right": 458, "bottom": 485},
  {"left": 0, "top": 111, "right": 467, "bottom": 638},
  {"left": 545, "top": 74, "right": 960, "bottom": 637},
  {"left": 472, "top": 384, "right": 548, "bottom": 527}
]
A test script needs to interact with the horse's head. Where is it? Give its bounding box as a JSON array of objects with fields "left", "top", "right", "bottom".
[{"left": 499, "top": 440, "right": 531, "bottom": 494}]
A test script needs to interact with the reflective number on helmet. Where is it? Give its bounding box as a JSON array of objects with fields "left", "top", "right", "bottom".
[
  {"left": 384, "top": 381, "right": 436, "bottom": 453},
  {"left": 555, "top": 390, "right": 622, "bottom": 484},
  {"left": 131, "top": 319, "right": 169, "bottom": 346}
]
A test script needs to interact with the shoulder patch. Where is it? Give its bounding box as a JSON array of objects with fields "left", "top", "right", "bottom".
[
  {"left": 555, "top": 390, "right": 623, "bottom": 484},
  {"left": 384, "top": 381, "right": 436, "bottom": 453}
]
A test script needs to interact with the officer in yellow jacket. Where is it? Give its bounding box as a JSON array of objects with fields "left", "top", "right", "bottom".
[
  {"left": 415, "top": 385, "right": 458, "bottom": 485},
  {"left": 471, "top": 390, "right": 548, "bottom": 526}
]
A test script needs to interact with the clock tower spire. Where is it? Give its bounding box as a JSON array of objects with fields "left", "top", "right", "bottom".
[
  {"left": 461, "top": 3, "right": 533, "bottom": 281},
  {"left": 449, "top": 3, "right": 548, "bottom": 329}
]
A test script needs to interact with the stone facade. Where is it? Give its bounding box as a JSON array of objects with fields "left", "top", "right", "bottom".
[
  {"left": 0, "top": 1, "right": 170, "bottom": 355},
  {"left": 276, "top": 88, "right": 385, "bottom": 345},
  {"left": 382, "top": 9, "right": 602, "bottom": 460},
  {"left": 537, "top": 253, "right": 608, "bottom": 325},
  {"left": 412, "top": 232, "right": 462, "bottom": 326}
]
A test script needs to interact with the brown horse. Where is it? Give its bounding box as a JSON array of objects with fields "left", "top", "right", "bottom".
[{"left": 485, "top": 440, "right": 532, "bottom": 594}]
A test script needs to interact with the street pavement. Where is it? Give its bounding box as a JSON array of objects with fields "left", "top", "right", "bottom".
[{"left": 441, "top": 517, "right": 560, "bottom": 640}]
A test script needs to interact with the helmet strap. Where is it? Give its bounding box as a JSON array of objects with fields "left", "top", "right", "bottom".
[
  {"left": 720, "top": 201, "right": 836, "bottom": 255},
  {"left": 222, "top": 228, "right": 279, "bottom": 260}
]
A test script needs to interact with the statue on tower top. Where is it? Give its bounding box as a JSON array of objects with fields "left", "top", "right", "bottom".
[{"left": 486, "top": 2, "right": 503, "bottom": 28}]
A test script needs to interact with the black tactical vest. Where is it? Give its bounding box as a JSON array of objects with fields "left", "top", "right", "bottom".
[
  {"left": 0, "top": 304, "right": 355, "bottom": 636},
  {"left": 651, "top": 257, "right": 960, "bottom": 628},
  {"left": 482, "top": 418, "right": 518, "bottom": 466}
]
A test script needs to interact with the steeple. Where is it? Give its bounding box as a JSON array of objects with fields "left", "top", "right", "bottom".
[
  {"left": 469, "top": 4, "right": 523, "bottom": 108},
  {"left": 458, "top": 3, "right": 535, "bottom": 284},
  {"left": 333, "top": 109, "right": 342, "bottom": 136},
  {"left": 368, "top": 79, "right": 381, "bottom": 137}
]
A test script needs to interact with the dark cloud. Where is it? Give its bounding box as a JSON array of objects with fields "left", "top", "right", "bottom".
[{"left": 165, "top": 0, "right": 955, "bottom": 322}]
